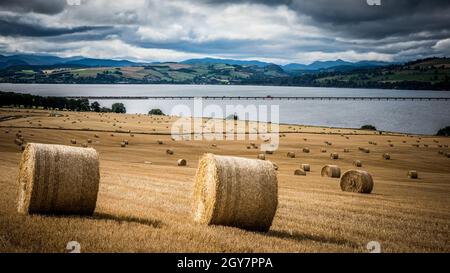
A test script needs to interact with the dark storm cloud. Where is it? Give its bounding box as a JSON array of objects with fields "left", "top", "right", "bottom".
[
  {"left": 197, "top": 0, "right": 450, "bottom": 39},
  {"left": 0, "top": 15, "right": 111, "bottom": 37},
  {"left": 0, "top": 0, "right": 67, "bottom": 15}
]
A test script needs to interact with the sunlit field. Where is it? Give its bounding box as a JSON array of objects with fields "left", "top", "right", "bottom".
[{"left": 0, "top": 108, "right": 449, "bottom": 253}]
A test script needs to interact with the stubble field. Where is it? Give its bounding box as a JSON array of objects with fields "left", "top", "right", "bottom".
[{"left": 0, "top": 108, "right": 449, "bottom": 253}]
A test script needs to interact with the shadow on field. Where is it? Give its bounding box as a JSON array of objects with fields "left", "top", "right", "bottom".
[
  {"left": 267, "top": 230, "right": 359, "bottom": 248},
  {"left": 93, "top": 213, "right": 163, "bottom": 228}
]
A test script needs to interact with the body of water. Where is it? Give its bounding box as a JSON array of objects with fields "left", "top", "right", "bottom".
[{"left": 1, "top": 83, "right": 450, "bottom": 135}]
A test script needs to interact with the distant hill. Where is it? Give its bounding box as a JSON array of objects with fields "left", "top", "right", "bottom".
[
  {"left": 283, "top": 59, "right": 392, "bottom": 72},
  {"left": 64, "top": 58, "right": 140, "bottom": 67},
  {"left": 0, "top": 54, "right": 144, "bottom": 68},
  {"left": 0, "top": 54, "right": 448, "bottom": 90},
  {"left": 181, "top": 57, "right": 274, "bottom": 68}
]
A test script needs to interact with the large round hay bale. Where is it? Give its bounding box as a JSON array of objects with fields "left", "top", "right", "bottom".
[
  {"left": 157, "top": 140, "right": 163, "bottom": 145},
  {"left": 340, "top": 170, "right": 373, "bottom": 194},
  {"left": 257, "top": 154, "right": 266, "bottom": 160},
  {"left": 287, "top": 152, "right": 296, "bottom": 158},
  {"left": 383, "top": 153, "right": 391, "bottom": 160},
  {"left": 302, "top": 147, "right": 310, "bottom": 153},
  {"left": 408, "top": 170, "right": 418, "bottom": 179},
  {"left": 87, "top": 139, "right": 92, "bottom": 144},
  {"left": 343, "top": 148, "right": 350, "bottom": 153},
  {"left": 438, "top": 150, "right": 444, "bottom": 155},
  {"left": 178, "top": 159, "right": 187, "bottom": 166},
  {"left": 301, "top": 164, "right": 310, "bottom": 172},
  {"left": 353, "top": 160, "right": 363, "bottom": 167},
  {"left": 166, "top": 149, "right": 174, "bottom": 155},
  {"left": 294, "top": 169, "right": 306, "bottom": 176},
  {"left": 321, "top": 148, "right": 327, "bottom": 153},
  {"left": 330, "top": 152, "right": 339, "bottom": 159},
  {"left": 446, "top": 152, "right": 450, "bottom": 158},
  {"left": 264, "top": 150, "right": 274, "bottom": 155},
  {"left": 124, "top": 139, "right": 129, "bottom": 145},
  {"left": 70, "top": 139, "right": 76, "bottom": 145},
  {"left": 192, "top": 154, "right": 278, "bottom": 232},
  {"left": 120, "top": 142, "right": 126, "bottom": 147},
  {"left": 321, "top": 165, "right": 341, "bottom": 178},
  {"left": 17, "top": 143, "right": 99, "bottom": 215}
]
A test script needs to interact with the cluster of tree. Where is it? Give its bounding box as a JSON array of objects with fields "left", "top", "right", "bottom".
[
  {"left": 0, "top": 91, "right": 126, "bottom": 113},
  {"left": 148, "top": 109, "right": 165, "bottom": 115},
  {"left": 436, "top": 126, "right": 450, "bottom": 136}
]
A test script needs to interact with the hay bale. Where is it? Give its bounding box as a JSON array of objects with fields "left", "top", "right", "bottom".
[
  {"left": 301, "top": 164, "right": 310, "bottom": 172},
  {"left": 321, "top": 165, "right": 341, "bottom": 178},
  {"left": 340, "top": 170, "right": 373, "bottom": 194},
  {"left": 110, "top": 134, "right": 114, "bottom": 137},
  {"left": 321, "top": 148, "right": 327, "bottom": 153},
  {"left": 343, "top": 148, "right": 350, "bottom": 153},
  {"left": 211, "top": 144, "right": 217, "bottom": 148},
  {"left": 294, "top": 169, "right": 306, "bottom": 176},
  {"left": 330, "top": 152, "right": 339, "bottom": 159},
  {"left": 166, "top": 149, "right": 174, "bottom": 155},
  {"left": 157, "top": 140, "right": 163, "bottom": 145},
  {"left": 389, "top": 144, "right": 394, "bottom": 147},
  {"left": 81, "top": 143, "right": 88, "bottom": 148},
  {"left": 383, "top": 153, "right": 391, "bottom": 160},
  {"left": 257, "top": 154, "right": 266, "bottom": 160},
  {"left": 446, "top": 152, "right": 450, "bottom": 158},
  {"left": 246, "top": 146, "right": 251, "bottom": 149},
  {"left": 14, "top": 138, "right": 23, "bottom": 146},
  {"left": 287, "top": 152, "right": 296, "bottom": 158},
  {"left": 353, "top": 160, "right": 363, "bottom": 167},
  {"left": 120, "top": 142, "right": 126, "bottom": 147},
  {"left": 124, "top": 139, "right": 129, "bottom": 145},
  {"left": 17, "top": 143, "right": 99, "bottom": 215},
  {"left": 94, "top": 134, "right": 99, "bottom": 138},
  {"left": 264, "top": 150, "right": 274, "bottom": 155},
  {"left": 438, "top": 150, "right": 444, "bottom": 155},
  {"left": 70, "top": 139, "right": 76, "bottom": 145},
  {"left": 192, "top": 154, "right": 277, "bottom": 232},
  {"left": 178, "top": 159, "right": 187, "bottom": 166},
  {"left": 87, "top": 139, "right": 92, "bottom": 144},
  {"left": 302, "top": 147, "right": 310, "bottom": 153},
  {"left": 408, "top": 170, "right": 418, "bottom": 179}
]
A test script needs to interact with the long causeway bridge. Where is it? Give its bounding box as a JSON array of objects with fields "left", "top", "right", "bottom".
[{"left": 67, "top": 96, "right": 450, "bottom": 101}]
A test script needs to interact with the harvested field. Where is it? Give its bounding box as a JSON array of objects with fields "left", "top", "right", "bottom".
[{"left": 0, "top": 108, "right": 449, "bottom": 253}]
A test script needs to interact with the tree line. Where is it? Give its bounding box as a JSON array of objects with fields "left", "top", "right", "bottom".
[{"left": 0, "top": 91, "right": 126, "bottom": 113}]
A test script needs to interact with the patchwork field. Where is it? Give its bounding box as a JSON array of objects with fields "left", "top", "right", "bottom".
[{"left": 0, "top": 108, "right": 449, "bottom": 253}]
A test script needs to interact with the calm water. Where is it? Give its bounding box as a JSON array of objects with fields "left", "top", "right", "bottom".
[{"left": 1, "top": 83, "right": 450, "bottom": 135}]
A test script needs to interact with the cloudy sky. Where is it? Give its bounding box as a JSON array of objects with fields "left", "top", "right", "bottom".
[{"left": 0, "top": 0, "right": 449, "bottom": 64}]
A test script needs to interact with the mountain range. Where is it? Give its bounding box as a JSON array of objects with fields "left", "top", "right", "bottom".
[{"left": 0, "top": 54, "right": 392, "bottom": 72}]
